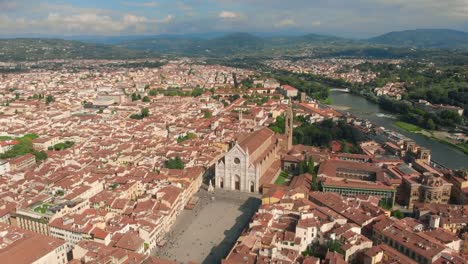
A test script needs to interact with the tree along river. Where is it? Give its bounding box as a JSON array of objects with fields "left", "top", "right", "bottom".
[{"left": 329, "top": 91, "right": 468, "bottom": 169}]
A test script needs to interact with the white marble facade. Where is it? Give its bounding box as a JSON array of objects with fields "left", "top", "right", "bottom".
[{"left": 215, "top": 144, "right": 259, "bottom": 193}]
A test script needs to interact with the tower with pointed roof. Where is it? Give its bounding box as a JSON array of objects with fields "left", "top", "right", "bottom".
[{"left": 285, "top": 100, "right": 293, "bottom": 151}]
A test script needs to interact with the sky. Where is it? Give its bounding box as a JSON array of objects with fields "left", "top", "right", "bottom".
[{"left": 0, "top": 0, "right": 467, "bottom": 38}]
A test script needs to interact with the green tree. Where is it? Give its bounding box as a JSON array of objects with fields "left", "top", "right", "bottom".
[
  {"left": 203, "top": 111, "right": 212, "bottom": 119},
  {"left": 342, "top": 140, "right": 350, "bottom": 153},
  {"left": 298, "top": 160, "right": 308, "bottom": 175},
  {"left": 45, "top": 95, "right": 55, "bottom": 105},
  {"left": 149, "top": 89, "right": 158, "bottom": 96},
  {"left": 269, "top": 115, "right": 285, "bottom": 134},
  {"left": 130, "top": 114, "right": 142, "bottom": 120},
  {"left": 34, "top": 151, "right": 48, "bottom": 162},
  {"left": 141, "top": 108, "right": 149, "bottom": 117},
  {"left": 0, "top": 134, "right": 38, "bottom": 159},
  {"left": 391, "top": 210, "right": 404, "bottom": 219},
  {"left": 165, "top": 156, "right": 185, "bottom": 169},
  {"left": 52, "top": 141, "right": 74, "bottom": 151},
  {"left": 308, "top": 156, "right": 319, "bottom": 191},
  {"left": 191, "top": 87, "right": 205, "bottom": 97},
  {"left": 308, "top": 156, "right": 315, "bottom": 175},
  {"left": 425, "top": 118, "right": 436, "bottom": 130},
  {"left": 241, "top": 78, "right": 254, "bottom": 89},
  {"left": 142, "top": 96, "right": 150, "bottom": 102},
  {"left": 177, "top": 133, "right": 197, "bottom": 143}
]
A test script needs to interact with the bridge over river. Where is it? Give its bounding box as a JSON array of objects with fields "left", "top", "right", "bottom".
[{"left": 329, "top": 88, "right": 350, "bottom": 93}]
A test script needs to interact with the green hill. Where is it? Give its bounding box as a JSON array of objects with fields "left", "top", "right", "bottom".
[
  {"left": 368, "top": 29, "right": 468, "bottom": 49},
  {"left": 0, "top": 38, "right": 155, "bottom": 61},
  {"left": 117, "top": 32, "right": 354, "bottom": 57}
]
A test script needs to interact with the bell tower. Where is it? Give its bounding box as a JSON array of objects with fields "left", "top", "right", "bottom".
[{"left": 285, "top": 100, "right": 293, "bottom": 151}]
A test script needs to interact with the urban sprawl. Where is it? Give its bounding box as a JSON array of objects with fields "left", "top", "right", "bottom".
[{"left": 0, "top": 58, "right": 466, "bottom": 264}]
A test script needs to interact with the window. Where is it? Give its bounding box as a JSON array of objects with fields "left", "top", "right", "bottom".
[{"left": 234, "top": 157, "right": 240, "bottom": 164}]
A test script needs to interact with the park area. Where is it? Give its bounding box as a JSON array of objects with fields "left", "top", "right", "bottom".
[
  {"left": 154, "top": 188, "right": 261, "bottom": 264},
  {"left": 274, "top": 171, "right": 290, "bottom": 185}
]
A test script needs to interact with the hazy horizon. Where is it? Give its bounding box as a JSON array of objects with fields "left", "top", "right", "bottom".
[{"left": 1, "top": 28, "right": 467, "bottom": 42}]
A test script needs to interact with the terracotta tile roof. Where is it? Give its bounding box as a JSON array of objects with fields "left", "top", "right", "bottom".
[
  {"left": 237, "top": 127, "right": 275, "bottom": 154},
  {"left": 0, "top": 223, "right": 66, "bottom": 264},
  {"left": 114, "top": 231, "right": 144, "bottom": 252}
]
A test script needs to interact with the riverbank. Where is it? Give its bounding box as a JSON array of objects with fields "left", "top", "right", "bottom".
[
  {"left": 394, "top": 121, "right": 422, "bottom": 132},
  {"left": 328, "top": 104, "right": 350, "bottom": 111},
  {"left": 329, "top": 90, "right": 468, "bottom": 168},
  {"left": 394, "top": 121, "right": 468, "bottom": 156}
]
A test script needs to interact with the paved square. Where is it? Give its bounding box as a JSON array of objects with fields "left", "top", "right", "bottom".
[{"left": 154, "top": 188, "right": 261, "bottom": 264}]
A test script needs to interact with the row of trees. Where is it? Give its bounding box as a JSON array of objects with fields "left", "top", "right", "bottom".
[
  {"left": 147, "top": 87, "right": 205, "bottom": 97},
  {"left": 48, "top": 141, "right": 74, "bottom": 151},
  {"left": 378, "top": 96, "right": 462, "bottom": 129}
]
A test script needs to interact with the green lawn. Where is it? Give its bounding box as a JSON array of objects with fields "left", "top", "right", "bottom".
[
  {"left": 0, "top": 136, "right": 13, "bottom": 141},
  {"left": 275, "top": 171, "right": 290, "bottom": 185},
  {"left": 33, "top": 203, "right": 51, "bottom": 214},
  {"left": 320, "top": 97, "right": 333, "bottom": 105},
  {"left": 394, "top": 121, "right": 423, "bottom": 132}
]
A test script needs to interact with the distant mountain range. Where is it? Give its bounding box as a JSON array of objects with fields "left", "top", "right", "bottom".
[
  {"left": 0, "top": 38, "right": 154, "bottom": 61},
  {"left": 114, "top": 32, "right": 361, "bottom": 56},
  {"left": 368, "top": 29, "right": 468, "bottom": 49},
  {"left": 115, "top": 29, "right": 468, "bottom": 55},
  {"left": 0, "top": 29, "right": 466, "bottom": 61}
]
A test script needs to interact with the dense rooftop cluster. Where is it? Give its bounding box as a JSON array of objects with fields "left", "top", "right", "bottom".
[{"left": 0, "top": 57, "right": 466, "bottom": 264}]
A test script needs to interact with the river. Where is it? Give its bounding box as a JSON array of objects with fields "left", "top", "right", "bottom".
[{"left": 329, "top": 91, "right": 468, "bottom": 169}]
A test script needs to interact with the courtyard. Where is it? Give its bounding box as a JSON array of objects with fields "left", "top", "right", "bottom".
[{"left": 154, "top": 187, "right": 261, "bottom": 264}]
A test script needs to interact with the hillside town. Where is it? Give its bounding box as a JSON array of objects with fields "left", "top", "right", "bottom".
[{"left": 0, "top": 58, "right": 466, "bottom": 264}]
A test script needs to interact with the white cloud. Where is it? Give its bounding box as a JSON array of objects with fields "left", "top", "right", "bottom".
[
  {"left": 369, "top": 0, "right": 468, "bottom": 20},
  {"left": 219, "top": 11, "right": 240, "bottom": 19},
  {"left": 123, "top": 1, "right": 159, "bottom": 8},
  {"left": 312, "top": 20, "right": 321, "bottom": 27},
  {"left": 276, "top": 18, "right": 296, "bottom": 28},
  {"left": 0, "top": 0, "right": 467, "bottom": 37},
  {"left": 123, "top": 14, "right": 173, "bottom": 24},
  {"left": 178, "top": 2, "right": 193, "bottom": 11},
  {"left": 0, "top": 10, "right": 174, "bottom": 35}
]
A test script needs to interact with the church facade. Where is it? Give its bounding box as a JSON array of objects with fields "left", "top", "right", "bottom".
[{"left": 215, "top": 104, "right": 293, "bottom": 193}]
